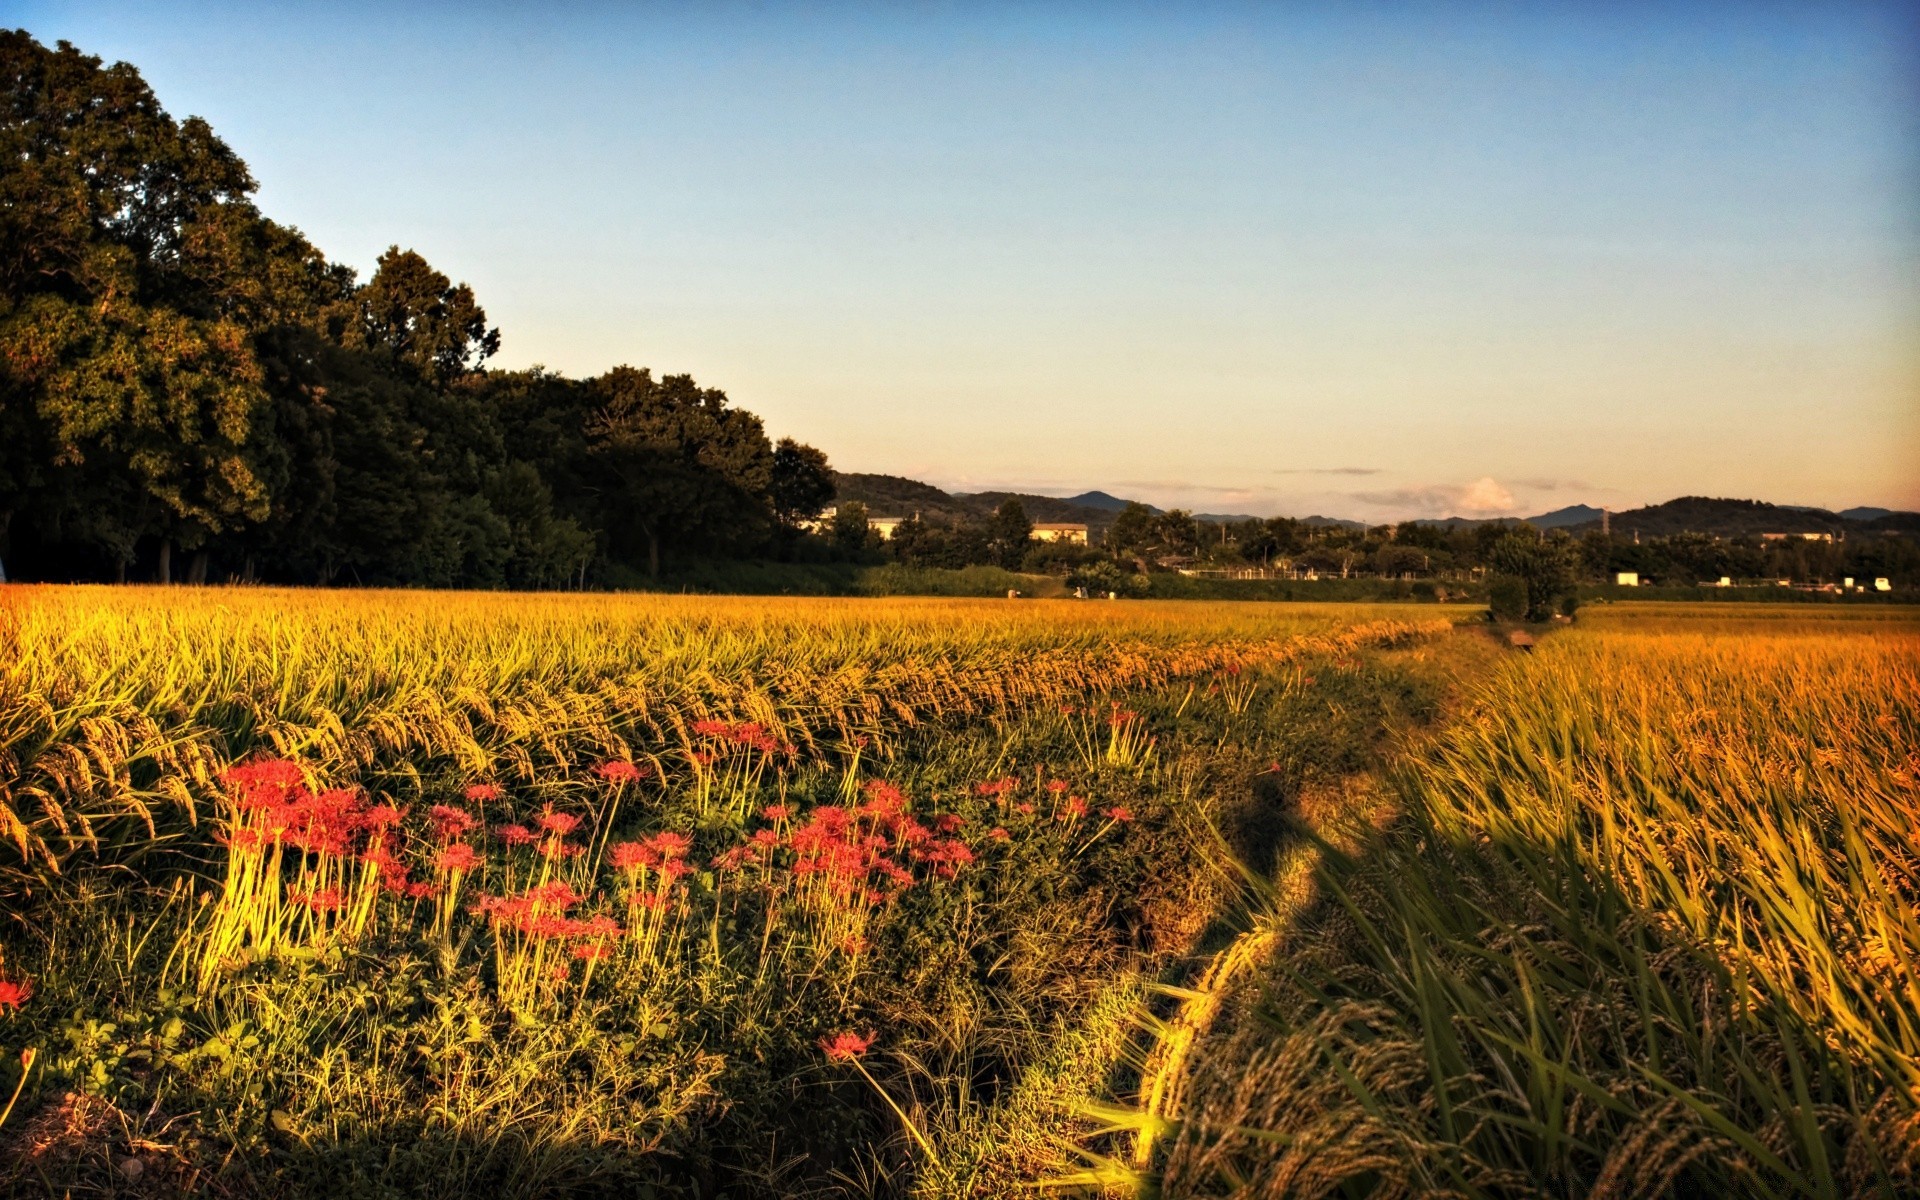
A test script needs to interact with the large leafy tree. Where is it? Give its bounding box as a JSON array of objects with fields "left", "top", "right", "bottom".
[
  {"left": 342, "top": 247, "right": 499, "bottom": 385},
  {"left": 584, "top": 367, "right": 776, "bottom": 577},
  {"left": 0, "top": 31, "right": 346, "bottom": 579}
]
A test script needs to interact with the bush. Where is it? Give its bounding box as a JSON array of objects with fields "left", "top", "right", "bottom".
[
  {"left": 1488, "top": 575, "right": 1527, "bottom": 621},
  {"left": 1066, "top": 559, "right": 1148, "bottom": 597}
]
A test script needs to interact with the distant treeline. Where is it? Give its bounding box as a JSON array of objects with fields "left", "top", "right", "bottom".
[{"left": 0, "top": 31, "right": 838, "bottom": 586}]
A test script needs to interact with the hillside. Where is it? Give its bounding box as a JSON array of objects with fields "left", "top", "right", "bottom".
[
  {"left": 832, "top": 473, "right": 1127, "bottom": 533},
  {"left": 1569, "top": 496, "right": 1858, "bottom": 538}
]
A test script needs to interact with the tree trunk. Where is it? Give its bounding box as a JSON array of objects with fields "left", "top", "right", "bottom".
[
  {"left": 187, "top": 549, "right": 209, "bottom": 585},
  {"left": 157, "top": 539, "right": 173, "bottom": 584}
]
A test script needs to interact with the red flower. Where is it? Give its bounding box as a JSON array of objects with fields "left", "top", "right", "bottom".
[
  {"left": 595, "top": 760, "right": 648, "bottom": 784},
  {"left": 645, "top": 831, "right": 692, "bottom": 859},
  {"left": 988, "top": 827, "right": 1010, "bottom": 841},
  {"left": 430, "top": 804, "right": 477, "bottom": 841},
  {"left": 0, "top": 975, "right": 32, "bottom": 1013},
  {"left": 496, "top": 823, "right": 536, "bottom": 846},
  {"left": 610, "top": 841, "right": 655, "bottom": 872},
  {"left": 1062, "top": 796, "right": 1088, "bottom": 820},
  {"left": 1015, "top": 802, "right": 1035, "bottom": 815},
  {"left": 464, "top": 783, "right": 503, "bottom": 803},
  {"left": 761, "top": 804, "right": 790, "bottom": 822},
  {"left": 289, "top": 887, "right": 345, "bottom": 912},
  {"left": 437, "top": 843, "right": 482, "bottom": 873},
  {"left": 1103, "top": 806, "right": 1134, "bottom": 823},
  {"left": 1046, "top": 779, "right": 1070, "bottom": 794},
  {"left": 820, "top": 1030, "right": 874, "bottom": 1061},
  {"left": 537, "top": 810, "right": 582, "bottom": 837}
]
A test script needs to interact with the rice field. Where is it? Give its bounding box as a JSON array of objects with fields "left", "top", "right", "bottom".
[
  {"left": 1, "top": 590, "right": 1913, "bottom": 1197},
  {"left": 1160, "top": 603, "right": 1920, "bottom": 1198},
  {"left": 0, "top": 586, "right": 1462, "bottom": 1196}
]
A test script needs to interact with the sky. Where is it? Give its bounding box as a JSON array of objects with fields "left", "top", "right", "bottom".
[{"left": 12, "top": 1, "right": 1920, "bottom": 520}]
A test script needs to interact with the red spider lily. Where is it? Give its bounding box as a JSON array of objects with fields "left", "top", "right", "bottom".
[
  {"left": 537, "top": 809, "right": 582, "bottom": 837},
  {"left": 542, "top": 840, "right": 584, "bottom": 860},
  {"left": 573, "top": 942, "right": 612, "bottom": 962},
  {"left": 688, "top": 751, "right": 716, "bottom": 767},
  {"left": 1062, "top": 796, "right": 1089, "bottom": 820},
  {"left": 289, "top": 887, "right": 345, "bottom": 912},
  {"left": 1015, "top": 803, "right": 1035, "bottom": 815},
  {"left": 0, "top": 976, "right": 32, "bottom": 1013},
  {"left": 430, "top": 804, "right": 478, "bottom": 841},
  {"left": 496, "top": 823, "right": 536, "bottom": 846},
  {"left": 933, "top": 813, "right": 965, "bottom": 833},
  {"left": 609, "top": 841, "right": 654, "bottom": 872},
  {"left": 1103, "top": 806, "right": 1134, "bottom": 823},
  {"left": 761, "top": 804, "right": 791, "bottom": 822},
  {"left": 975, "top": 778, "right": 1018, "bottom": 798},
  {"left": 711, "top": 847, "right": 750, "bottom": 871},
  {"left": 464, "top": 783, "right": 503, "bottom": 803},
  {"left": 405, "top": 880, "right": 435, "bottom": 900},
  {"left": 1061, "top": 705, "right": 1076, "bottom": 716},
  {"left": 1106, "top": 708, "right": 1139, "bottom": 727},
  {"left": 360, "top": 804, "right": 405, "bottom": 830},
  {"left": 1046, "top": 779, "right": 1070, "bottom": 794},
  {"left": 437, "top": 843, "right": 482, "bottom": 873},
  {"left": 645, "top": 831, "right": 692, "bottom": 859},
  {"left": 224, "top": 759, "right": 306, "bottom": 808},
  {"left": 820, "top": 1030, "right": 874, "bottom": 1061},
  {"left": 988, "top": 827, "right": 1010, "bottom": 841},
  {"left": 595, "top": 760, "right": 649, "bottom": 784}
]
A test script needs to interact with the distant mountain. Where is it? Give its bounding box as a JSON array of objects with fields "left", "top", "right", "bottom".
[
  {"left": 1059, "top": 490, "right": 1135, "bottom": 512},
  {"left": 831, "top": 473, "right": 974, "bottom": 522},
  {"left": 1841, "top": 506, "right": 1898, "bottom": 522},
  {"left": 1298, "top": 515, "right": 1370, "bottom": 530},
  {"left": 1526, "top": 504, "right": 1605, "bottom": 529},
  {"left": 1566, "top": 496, "right": 1853, "bottom": 538},
  {"left": 834, "top": 474, "right": 1128, "bottom": 532},
  {"left": 962, "top": 491, "right": 1125, "bottom": 530}
]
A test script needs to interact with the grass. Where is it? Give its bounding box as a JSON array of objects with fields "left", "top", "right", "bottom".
[
  {"left": 0, "top": 585, "right": 1463, "bottom": 1196},
  {"left": 1158, "top": 604, "right": 1920, "bottom": 1197}
]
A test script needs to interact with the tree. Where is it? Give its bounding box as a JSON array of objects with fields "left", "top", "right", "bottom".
[
  {"left": 585, "top": 367, "right": 775, "bottom": 577},
  {"left": 989, "top": 498, "right": 1032, "bottom": 568},
  {"left": 341, "top": 247, "right": 499, "bottom": 385},
  {"left": 832, "top": 501, "right": 875, "bottom": 557},
  {"left": 1106, "top": 502, "right": 1157, "bottom": 557},
  {"left": 1489, "top": 530, "right": 1576, "bottom": 621},
  {"left": 769, "top": 438, "right": 835, "bottom": 527}
]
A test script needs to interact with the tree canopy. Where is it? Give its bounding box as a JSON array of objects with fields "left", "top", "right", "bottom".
[{"left": 0, "top": 31, "right": 834, "bottom": 585}]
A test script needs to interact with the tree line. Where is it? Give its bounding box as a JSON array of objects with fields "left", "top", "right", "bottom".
[{"left": 0, "top": 32, "right": 837, "bottom": 586}]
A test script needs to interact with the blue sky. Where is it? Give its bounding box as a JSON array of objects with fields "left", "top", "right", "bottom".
[{"left": 13, "top": 1, "right": 1919, "bottom": 518}]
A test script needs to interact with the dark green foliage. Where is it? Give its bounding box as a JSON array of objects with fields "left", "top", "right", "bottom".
[
  {"left": 1488, "top": 574, "right": 1528, "bottom": 621},
  {"left": 0, "top": 31, "right": 828, "bottom": 588}
]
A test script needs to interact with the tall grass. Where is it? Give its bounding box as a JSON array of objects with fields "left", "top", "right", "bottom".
[
  {"left": 1162, "top": 607, "right": 1920, "bottom": 1197},
  {"left": 0, "top": 585, "right": 1461, "bottom": 1196},
  {"left": 0, "top": 586, "right": 1452, "bottom": 893}
]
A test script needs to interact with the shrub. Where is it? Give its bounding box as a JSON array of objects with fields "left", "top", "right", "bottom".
[{"left": 1487, "top": 575, "right": 1527, "bottom": 621}]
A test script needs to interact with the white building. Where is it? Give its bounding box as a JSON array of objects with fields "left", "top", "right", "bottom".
[{"left": 1031, "top": 523, "right": 1089, "bottom": 545}]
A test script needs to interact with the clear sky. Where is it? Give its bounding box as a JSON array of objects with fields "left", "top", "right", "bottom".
[{"left": 13, "top": 1, "right": 1920, "bottom": 519}]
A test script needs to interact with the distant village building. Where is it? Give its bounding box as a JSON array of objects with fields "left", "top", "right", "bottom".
[
  {"left": 1031, "top": 523, "right": 1089, "bottom": 545},
  {"left": 1761, "top": 532, "right": 1835, "bottom": 543},
  {"left": 1615, "top": 572, "right": 1640, "bottom": 587},
  {"left": 1875, "top": 577, "right": 1893, "bottom": 592},
  {"left": 800, "top": 506, "right": 910, "bottom": 539}
]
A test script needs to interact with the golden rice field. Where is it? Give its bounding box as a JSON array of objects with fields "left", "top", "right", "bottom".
[{"left": 0, "top": 590, "right": 1914, "bottom": 1198}]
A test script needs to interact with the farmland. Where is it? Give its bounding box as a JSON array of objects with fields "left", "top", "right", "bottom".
[{"left": 0, "top": 591, "right": 1914, "bottom": 1197}]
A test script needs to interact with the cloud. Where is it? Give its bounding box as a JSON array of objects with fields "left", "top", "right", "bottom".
[
  {"left": 1271, "top": 467, "right": 1383, "bottom": 477},
  {"left": 1351, "top": 476, "right": 1519, "bottom": 518}
]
